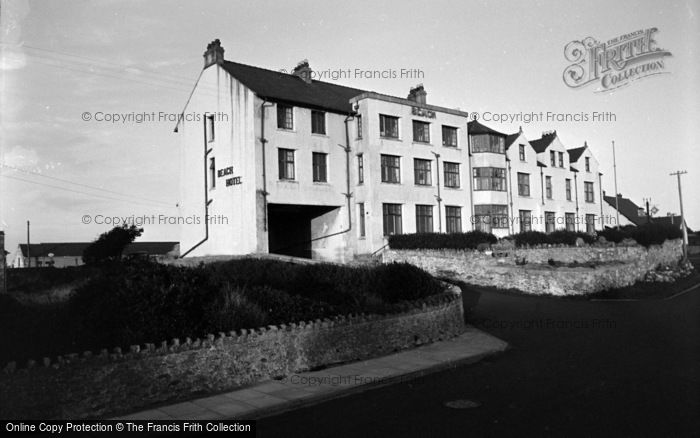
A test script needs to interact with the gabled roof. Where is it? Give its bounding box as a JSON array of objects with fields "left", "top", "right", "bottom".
[
  {"left": 468, "top": 120, "right": 507, "bottom": 137},
  {"left": 505, "top": 133, "right": 520, "bottom": 149},
  {"left": 604, "top": 195, "right": 646, "bottom": 226},
  {"left": 221, "top": 61, "right": 366, "bottom": 114},
  {"left": 530, "top": 131, "right": 557, "bottom": 153},
  {"left": 567, "top": 146, "right": 587, "bottom": 163},
  {"left": 19, "top": 242, "right": 179, "bottom": 258}
]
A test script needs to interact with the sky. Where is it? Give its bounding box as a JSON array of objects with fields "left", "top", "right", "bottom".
[{"left": 1, "top": 0, "right": 699, "bottom": 252}]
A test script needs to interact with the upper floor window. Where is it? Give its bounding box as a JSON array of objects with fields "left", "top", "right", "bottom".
[
  {"left": 471, "top": 134, "right": 505, "bottom": 154},
  {"left": 565, "top": 178, "right": 572, "bottom": 201},
  {"left": 545, "top": 175, "right": 553, "bottom": 199},
  {"left": 558, "top": 151, "right": 564, "bottom": 168},
  {"left": 550, "top": 150, "right": 556, "bottom": 167},
  {"left": 381, "top": 154, "right": 401, "bottom": 183},
  {"left": 311, "top": 110, "right": 326, "bottom": 134},
  {"left": 207, "top": 114, "right": 215, "bottom": 142},
  {"left": 380, "top": 114, "right": 399, "bottom": 138},
  {"left": 473, "top": 167, "right": 506, "bottom": 191},
  {"left": 209, "top": 156, "right": 216, "bottom": 189},
  {"left": 519, "top": 144, "right": 526, "bottom": 161},
  {"left": 443, "top": 162, "right": 460, "bottom": 188},
  {"left": 517, "top": 172, "right": 530, "bottom": 196},
  {"left": 584, "top": 181, "right": 595, "bottom": 202},
  {"left": 312, "top": 152, "right": 327, "bottom": 182},
  {"left": 585, "top": 157, "right": 591, "bottom": 172},
  {"left": 442, "top": 126, "right": 458, "bottom": 147},
  {"left": 278, "top": 148, "right": 295, "bottom": 180},
  {"left": 413, "top": 121, "right": 430, "bottom": 143},
  {"left": 356, "top": 115, "right": 362, "bottom": 139},
  {"left": 357, "top": 154, "right": 364, "bottom": 184},
  {"left": 277, "top": 104, "right": 293, "bottom": 130},
  {"left": 414, "top": 158, "right": 432, "bottom": 186}
]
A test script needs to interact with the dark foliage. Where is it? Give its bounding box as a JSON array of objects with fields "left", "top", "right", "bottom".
[
  {"left": 507, "top": 230, "right": 595, "bottom": 247},
  {"left": 598, "top": 223, "right": 683, "bottom": 247},
  {"left": 82, "top": 224, "right": 143, "bottom": 265},
  {"left": 388, "top": 231, "right": 497, "bottom": 250}
]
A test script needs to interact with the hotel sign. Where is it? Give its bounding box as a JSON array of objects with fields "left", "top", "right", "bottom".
[
  {"left": 411, "top": 106, "right": 436, "bottom": 119},
  {"left": 217, "top": 166, "right": 242, "bottom": 186}
]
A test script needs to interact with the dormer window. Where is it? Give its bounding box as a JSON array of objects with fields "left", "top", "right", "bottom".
[
  {"left": 558, "top": 152, "right": 564, "bottom": 167},
  {"left": 585, "top": 157, "right": 591, "bottom": 172},
  {"left": 519, "top": 144, "right": 526, "bottom": 161},
  {"left": 550, "top": 150, "right": 556, "bottom": 166}
]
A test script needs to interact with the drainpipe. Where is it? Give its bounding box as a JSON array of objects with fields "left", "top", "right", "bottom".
[
  {"left": 598, "top": 172, "right": 604, "bottom": 230},
  {"left": 466, "top": 129, "right": 475, "bottom": 231},
  {"left": 180, "top": 114, "right": 213, "bottom": 257},
  {"left": 431, "top": 151, "right": 442, "bottom": 232},
  {"left": 507, "top": 160, "right": 514, "bottom": 235},
  {"left": 260, "top": 99, "right": 274, "bottom": 232},
  {"left": 574, "top": 172, "right": 580, "bottom": 232}
]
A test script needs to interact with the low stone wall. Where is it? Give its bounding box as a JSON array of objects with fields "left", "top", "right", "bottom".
[
  {"left": 0, "top": 288, "right": 463, "bottom": 419},
  {"left": 384, "top": 240, "right": 683, "bottom": 296}
]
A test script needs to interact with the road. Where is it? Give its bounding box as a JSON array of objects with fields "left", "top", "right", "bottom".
[{"left": 258, "top": 278, "right": 700, "bottom": 437}]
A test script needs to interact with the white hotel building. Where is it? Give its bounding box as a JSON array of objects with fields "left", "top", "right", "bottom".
[{"left": 176, "top": 40, "right": 606, "bottom": 262}]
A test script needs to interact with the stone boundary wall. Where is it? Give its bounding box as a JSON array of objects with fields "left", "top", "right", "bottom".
[
  {"left": 384, "top": 240, "right": 683, "bottom": 296},
  {"left": 0, "top": 288, "right": 463, "bottom": 419}
]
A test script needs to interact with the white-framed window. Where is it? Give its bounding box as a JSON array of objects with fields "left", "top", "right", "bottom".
[
  {"left": 278, "top": 148, "right": 295, "bottom": 180},
  {"left": 380, "top": 114, "right": 399, "bottom": 138},
  {"left": 277, "top": 104, "right": 293, "bottom": 130}
]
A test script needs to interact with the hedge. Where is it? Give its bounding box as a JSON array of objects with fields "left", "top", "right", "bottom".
[
  {"left": 388, "top": 231, "right": 498, "bottom": 250},
  {"left": 507, "top": 230, "right": 596, "bottom": 247},
  {"left": 598, "top": 222, "right": 683, "bottom": 247}
]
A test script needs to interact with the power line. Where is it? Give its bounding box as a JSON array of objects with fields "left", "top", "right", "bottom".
[
  {"left": 1, "top": 164, "right": 174, "bottom": 206},
  {"left": 1, "top": 174, "right": 177, "bottom": 209}
]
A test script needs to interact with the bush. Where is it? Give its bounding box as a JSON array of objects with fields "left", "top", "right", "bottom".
[
  {"left": 507, "top": 230, "right": 595, "bottom": 247},
  {"left": 598, "top": 223, "right": 682, "bottom": 247},
  {"left": 1, "top": 258, "right": 446, "bottom": 363},
  {"left": 388, "top": 231, "right": 497, "bottom": 250}
]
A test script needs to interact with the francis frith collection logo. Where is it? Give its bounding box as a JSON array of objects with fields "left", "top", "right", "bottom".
[{"left": 563, "top": 28, "right": 672, "bottom": 92}]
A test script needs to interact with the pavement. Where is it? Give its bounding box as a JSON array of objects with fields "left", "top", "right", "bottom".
[{"left": 116, "top": 326, "right": 508, "bottom": 421}]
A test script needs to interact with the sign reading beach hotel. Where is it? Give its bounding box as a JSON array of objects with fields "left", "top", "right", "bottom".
[{"left": 563, "top": 28, "right": 671, "bottom": 92}]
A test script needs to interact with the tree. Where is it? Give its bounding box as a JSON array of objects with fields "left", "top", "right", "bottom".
[{"left": 83, "top": 224, "right": 144, "bottom": 265}]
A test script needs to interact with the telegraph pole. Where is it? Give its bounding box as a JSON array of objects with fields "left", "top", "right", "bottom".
[
  {"left": 669, "top": 170, "right": 688, "bottom": 261},
  {"left": 643, "top": 197, "right": 651, "bottom": 223},
  {"left": 612, "top": 141, "right": 620, "bottom": 228}
]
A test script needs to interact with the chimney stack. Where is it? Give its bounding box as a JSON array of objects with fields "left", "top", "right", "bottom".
[
  {"left": 292, "top": 60, "right": 312, "bottom": 84},
  {"left": 407, "top": 84, "right": 427, "bottom": 105},
  {"left": 203, "top": 39, "right": 225, "bottom": 68}
]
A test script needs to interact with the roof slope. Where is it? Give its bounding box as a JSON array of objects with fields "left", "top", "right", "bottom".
[
  {"left": 221, "top": 61, "right": 366, "bottom": 114},
  {"left": 530, "top": 132, "right": 557, "bottom": 153},
  {"left": 468, "top": 120, "right": 507, "bottom": 136},
  {"left": 505, "top": 133, "right": 520, "bottom": 149},
  {"left": 604, "top": 195, "right": 646, "bottom": 226},
  {"left": 567, "top": 146, "right": 587, "bottom": 163}
]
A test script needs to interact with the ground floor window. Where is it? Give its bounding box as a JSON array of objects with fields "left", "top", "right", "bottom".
[
  {"left": 446, "top": 206, "right": 462, "bottom": 233},
  {"left": 474, "top": 204, "right": 508, "bottom": 232},
  {"left": 415, "top": 204, "right": 433, "bottom": 233},
  {"left": 545, "top": 211, "right": 556, "bottom": 233},
  {"left": 565, "top": 213, "right": 575, "bottom": 231},
  {"left": 585, "top": 214, "right": 596, "bottom": 233},
  {"left": 383, "top": 203, "right": 402, "bottom": 236},
  {"left": 358, "top": 202, "right": 366, "bottom": 237},
  {"left": 519, "top": 210, "right": 532, "bottom": 232}
]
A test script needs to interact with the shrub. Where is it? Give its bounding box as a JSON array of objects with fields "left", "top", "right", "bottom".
[
  {"left": 508, "top": 231, "right": 550, "bottom": 247},
  {"left": 388, "top": 231, "right": 497, "bottom": 250},
  {"left": 598, "top": 223, "right": 682, "bottom": 247},
  {"left": 83, "top": 224, "right": 143, "bottom": 265},
  {"left": 507, "top": 230, "right": 595, "bottom": 247}
]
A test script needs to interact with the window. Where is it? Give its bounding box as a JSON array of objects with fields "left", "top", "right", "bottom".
[
  {"left": 584, "top": 181, "right": 595, "bottom": 202},
  {"left": 519, "top": 144, "right": 526, "bottom": 161},
  {"left": 414, "top": 158, "right": 432, "bottom": 186},
  {"left": 383, "top": 203, "right": 402, "bottom": 235},
  {"left": 207, "top": 114, "right": 215, "bottom": 142},
  {"left": 473, "top": 167, "right": 506, "bottom": 191},
  {"left": 357, "top": 154, "right": 364, "bottom": 184},
  {"left": 550, "top": 150, "right": 556, "bottom": 167},
  {"left": 381, "top": 154, "right": 401, "bottom": 183},
  {"left": 380, "top": 114, "right": 399, "bottom": 138},
  {"left": 585, "top": 214, "right": 596, "bottom": 233},
  {"left": 565, "top": 179, "right": 572, "bottom": 201},
  {"left": 312, "top": 152, "right": 327, "bottom": 182},
  {"left": 471, "top": 134, "right": 505, "bottom": 154},
  {"left": 446, "top": 206, "right": 462, "bottom": 233},
  {"left": 474, "top": 205, "right": 508, "bottom": 232},
  {"left": 415, "top": 205, "right": 433, "bottom": 233},
  {"left": 442, "top": 126, "right": 458, "bottom": 147},
  {"left": 443, "top": 162, "right": 460, "bottom": 188},
  {"left": 517, "top": 172, "right": 530, "bottom": 197},
  {"left": 356, "top": 115, "right": 362, "bottom": 139},
  {"left": 545, "top": 176, "right": 552, "bottom": 199},
  {"left": 519, "top": 210, "right": 532, "bottom": 232},
  {"left": 545, "top": 211, "right": 556, "bottom": 233},
  {"left": 565, "top": 213, "right": 576, "bottom": 231},
  {"left": 209, "top": 157, "right": 216, "bottom": 189},
  {"left": 358, "top": 203, "right": 366, "bottom": 237},
  {"left": 558, "top": 152, "right": 564, "bottom": 168},
  {"left": 278, "top": 148, "right": 295, "bottom": 180},
  {"left": 413, "top": 121, "right": 430, "bottom": 143},
  {"left": 277, "top": 104, "right": 293, "bottom": 130},
  {"left": 311, "top": 110, "right": 326, "bottom": 134},
  {"left": 585, "top": 157, "right": 591, "bottom": 172}
]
